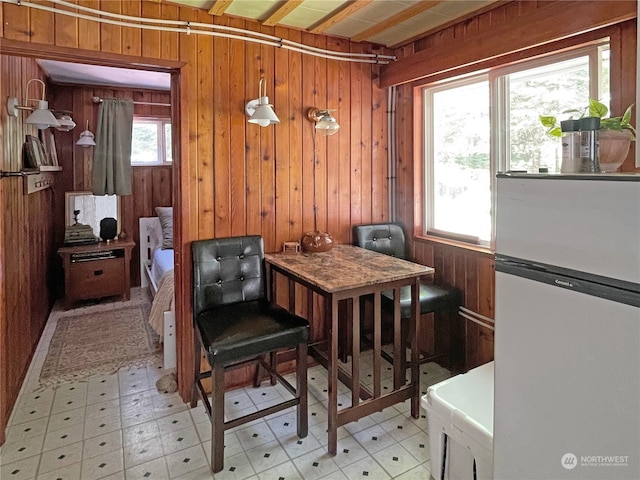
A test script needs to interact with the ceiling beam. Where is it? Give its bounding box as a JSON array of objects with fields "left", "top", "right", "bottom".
[
  {"left": 263, "top": 0, "right": 305, "bottom": 27},
  {"left": 309, "top": 0, "right": 374, "bottom": 34},
  {"left": 208, "top": 0, "right": 233, "bottom": 16},
  {"left": 351, "top": 1, "right": 444, "bottom": 42}
]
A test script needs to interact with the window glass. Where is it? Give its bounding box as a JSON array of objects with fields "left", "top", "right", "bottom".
[
  {"left": 422, "top": 42, "right": 609, "bottom": 245},
  {"left": 131, "top": 118, "right": 172, "bottom": 165},
  {"left": 429, "top": 80, "right": 491, "bottom": 242}
]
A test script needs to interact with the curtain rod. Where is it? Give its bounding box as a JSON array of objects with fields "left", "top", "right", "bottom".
[{"left": 92, "top": 96, "right": 171, "bottom": 107}]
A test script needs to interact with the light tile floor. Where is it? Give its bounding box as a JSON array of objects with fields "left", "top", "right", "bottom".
[{"left": 0, "top": 289, "right": 451, "bottom": 479}]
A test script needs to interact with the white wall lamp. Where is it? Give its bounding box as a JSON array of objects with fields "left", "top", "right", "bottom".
[
  {"left": 53, "top": 111, "right": 76, "bottom": 132},
  {"left": 245, "top": 77, "right": 280, "bottom": 127},
  {"left": 6, "top": 78, "right": 61, "bottom": 130},
  {"left": 307, "top": 108, "right": 340, "bottom": 136},
  {"left": 76, "top": 120, "right": 96, "bottom": 147}
]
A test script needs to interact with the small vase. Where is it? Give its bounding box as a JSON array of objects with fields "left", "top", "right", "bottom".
[{"left": 301, "top": 231, "right": 333, "bottom": 253}]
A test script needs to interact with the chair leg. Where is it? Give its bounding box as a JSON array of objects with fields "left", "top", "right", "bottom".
[
  {"left": 296, "top": 341, "right": 308, "bottom": 438},
  {"left": 253, "top": 355, "right": 265, "bottom": 388},
  {"left": 211, "top": 364, "right": 226, "bottom": 473},
  {"left": 190, "top": 332, "right": 201, "bottom": 408},
  {"left": 269, "top": 351, "right": 277, "bottom": 386}
]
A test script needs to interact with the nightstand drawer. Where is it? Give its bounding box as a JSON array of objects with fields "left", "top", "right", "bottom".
[{"left": 67, "top": 257, "right": 124, "bottom": 300}]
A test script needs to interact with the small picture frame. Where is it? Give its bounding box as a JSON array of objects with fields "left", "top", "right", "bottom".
[
  {"left": 282, "top": 241, "right": 300, "bottom": 254},
  {"left": 40, "top": 129, "right": 59, "bottom": 167}
]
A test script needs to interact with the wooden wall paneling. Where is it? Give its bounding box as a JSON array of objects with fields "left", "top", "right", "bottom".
[
  {"left": 77, "top": 0, "right": 100, "bottom": 52},
  {"left": 349, "top": 43, "right": 363, "bottom": 227},
  {"left": 274, "top": 26, "right": 291, "bottom": 252},
  {"left": 229, "top": 19, "right": 248, "bottom": 238},
  {"left": 313, "top": 33, "right": 328, "bottom": 238},
  {"left": 53, "top": 0, "right": 79, "bottom": 48},
  {"left": 199, "top": 11, "right": 216, "bottom": 238},
  {"left": 371, "top": 60, "right": 387, "bottom": 225},
  {"left": 359, "top": 44, "right": 373, "bottom": 227},
  {"left": 244, "top": 29, "right": 262, "bottom": 237},
  {"left": 29, "top": 0, "right": 54, "bottom": 45},
  {"left": 160, "top": 3, "right": 180, "bottom": 61},
  {"left": 325, "top": 37, "right": 341, "bottom": 242},
  {"left": 259, "top": 25, "right": 276, "bottom": 253},
  {"left": 286, "top": 29, "right": 303, "bottom": 243},
  {"left": 2, "top": 1, "right": 28, "bottom": 41},
  {"left": 300, "top": 32, "right": 316, "bottom": 236},
  {"left": 141, "top": 0, "right": 162, "bottom": 59},
  {"left": 334, "top": 37, "right": 352, "bottom": 243},
  {"left": 99, "top": 0, "right": 122, "bottom": 54},
  {"left": 121, "top": 0, "right": 141, "bottom": 57}
]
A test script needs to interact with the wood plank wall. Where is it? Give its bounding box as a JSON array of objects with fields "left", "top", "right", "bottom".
[
  {"left": 0, "top": 56, "right": 57, "bottom": 445},
  {"left": 388, "top": 2, "right": 637, "bottom": 369},
  {"left": 49, "top": 84, "right": 173, "bottom": 287},
  {"left": 0, "top": 0, "right": 390, "bottom": 429}
]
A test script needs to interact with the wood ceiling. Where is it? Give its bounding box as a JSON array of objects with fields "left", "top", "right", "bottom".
[{"left": 167, "top": 0, "right": 499, "bottom": 48}]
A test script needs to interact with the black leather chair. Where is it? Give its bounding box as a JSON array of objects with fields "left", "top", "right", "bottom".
[
  {"left": 353, "top": 223, "right": 462, "bottom": 369},
  {"left": 190, "top": 236, "right": 309, "bottom": 473}
]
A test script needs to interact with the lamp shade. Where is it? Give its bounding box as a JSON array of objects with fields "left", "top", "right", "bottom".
[
  {"left": 248, "top": 97, "right": 280, "bottom": 126},
  {"left": 55, "top": 114, "right": 76, "bottom": 132},
  {"left": 76, "top": 129, "right": 96, "bottom": 147},
  {"left": 315, "top": 114, "right": 340, "bottom": 136},
  {"left": 25, "top": 100, "right": 61, "bottom": 130}
]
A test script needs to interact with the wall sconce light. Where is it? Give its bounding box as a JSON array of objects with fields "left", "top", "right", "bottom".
[
  {"left": 307, "top": 108, "right": 340, "bottom": 136},
  {"left": 76, "top": 120, "right": 96, "bottom": 147},
  {"left": 53, "top": 112, "right": 76, "bottom": 132},
  {"left": 245, "top": 77, "right": 280, "bottom": 127},
  {"left": 6, "top": 78, "right": 61, "bottom": 130}
]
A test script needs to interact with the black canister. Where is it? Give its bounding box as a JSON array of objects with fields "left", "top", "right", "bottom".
[{"left": 579, "top": 117, "right": 600, "bottom": 173}]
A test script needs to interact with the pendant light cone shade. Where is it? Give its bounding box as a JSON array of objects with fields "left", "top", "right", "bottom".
[
  {"left": 245, "top": 78, "right": 279, "bottom": 126},
  {"left": 76, "top": 120, "right": 96, "bottom": 147}
]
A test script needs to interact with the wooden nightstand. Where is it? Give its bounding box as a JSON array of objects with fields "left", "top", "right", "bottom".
[{"left": 58, "top": 238, "right": 135, "bottom": 310}]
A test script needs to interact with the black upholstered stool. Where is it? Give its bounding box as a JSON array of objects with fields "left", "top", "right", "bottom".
[
  {"left": 353, "top": 223, "right": 462, "bottom": 369},
  {"left": 191, "top": 236, "right": 309, "bottom": 473}
]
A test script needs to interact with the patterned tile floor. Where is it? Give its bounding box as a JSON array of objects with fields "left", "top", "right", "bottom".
[{"left": 0, "top": 288, "right": 451, "bottom": 479}]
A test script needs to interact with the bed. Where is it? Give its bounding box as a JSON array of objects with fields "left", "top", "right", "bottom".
[{"left": 140, "top": 210, "right": 176, "bottom": 370}]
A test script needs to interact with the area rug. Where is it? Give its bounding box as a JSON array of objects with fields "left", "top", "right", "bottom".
[{"left": 39, "top": 304, "right": 162, "bottom": 388}]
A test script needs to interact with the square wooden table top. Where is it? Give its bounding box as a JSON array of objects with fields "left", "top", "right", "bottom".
[{"left": 265, "top": 244, "right": 433, "bottom": 294}]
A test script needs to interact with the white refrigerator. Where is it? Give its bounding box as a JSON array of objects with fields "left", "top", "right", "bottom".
[{"left": 493, "top": 173, "right": 640, "bottom": 480}]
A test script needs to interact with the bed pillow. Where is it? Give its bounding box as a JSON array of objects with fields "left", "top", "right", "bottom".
[{"left": 155, "top": 206, "right": 174, "bottom": 249}]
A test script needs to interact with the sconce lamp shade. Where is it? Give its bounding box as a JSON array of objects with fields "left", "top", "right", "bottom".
[
  {"left": 245, "top": 78, "right": 279, "bottom": 127},
  {"left": 54, "top": 113, "right": 76, "bottom": 132},
  {"left": 76, "top": 121, "right": 96, "bottom": 147},
  {"left": 25, "top": 100, "right": 61, "bottom": 129},
  {"left": 307, "top": 108, "right": 340, "bottom": 136},
  {"left": 7, "top": 79, "right": 62, "bottom": 130}
]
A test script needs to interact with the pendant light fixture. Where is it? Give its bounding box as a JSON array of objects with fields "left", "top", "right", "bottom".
[
  {"left": 76, "top": 120, "right": 96, "bottom": 147},
  {"left": 6, "top": 78, "right": 61, "bottom": 130},
  {"left": 245, "top": 77, "right": 280, "bottom": 127}
]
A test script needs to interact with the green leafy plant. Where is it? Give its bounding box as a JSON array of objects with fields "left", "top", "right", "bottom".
[{"left": 540, "top": 98, "right": 636, "bottom": 140}]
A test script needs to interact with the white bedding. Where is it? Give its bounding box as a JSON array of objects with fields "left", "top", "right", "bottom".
[{"left": 150, "top": 247, "right": 174, "bottom": 287}]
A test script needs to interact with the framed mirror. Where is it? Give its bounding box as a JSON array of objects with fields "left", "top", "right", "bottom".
[{"left": 65, "top": 191, "right": 121, "bottom": 239}]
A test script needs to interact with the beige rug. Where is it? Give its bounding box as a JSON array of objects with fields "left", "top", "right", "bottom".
[{"left": 39, "top": 304, "right": 162, "bottom": 388}]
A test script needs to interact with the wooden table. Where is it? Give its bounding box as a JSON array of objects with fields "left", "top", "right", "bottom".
[{"left": 265, "top": 244, "right": 433, "bottom": 455}]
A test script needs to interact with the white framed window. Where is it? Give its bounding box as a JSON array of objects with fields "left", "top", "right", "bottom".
[
  {"left": 131, "top": 117, "right": 172, "bottom": 165},
  {"left": 422, "top": 42, "right": 609, "bottom": 246}
]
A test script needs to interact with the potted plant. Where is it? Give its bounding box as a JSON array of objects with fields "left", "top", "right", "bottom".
[{"left": 540, "top": 98, "right": 636, "bottom": 171}]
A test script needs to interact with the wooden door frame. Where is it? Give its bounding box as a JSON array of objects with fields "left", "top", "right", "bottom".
[{"left": 0, "top": 39, "right": 194, "bottom": 403}]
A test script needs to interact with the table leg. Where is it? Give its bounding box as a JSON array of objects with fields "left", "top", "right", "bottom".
[
  {"left": 328, "top": 294, "right": 339, "bottom": 456},
  {"left": 411, "top": 279, "right": 420, "bottom": 418}
]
